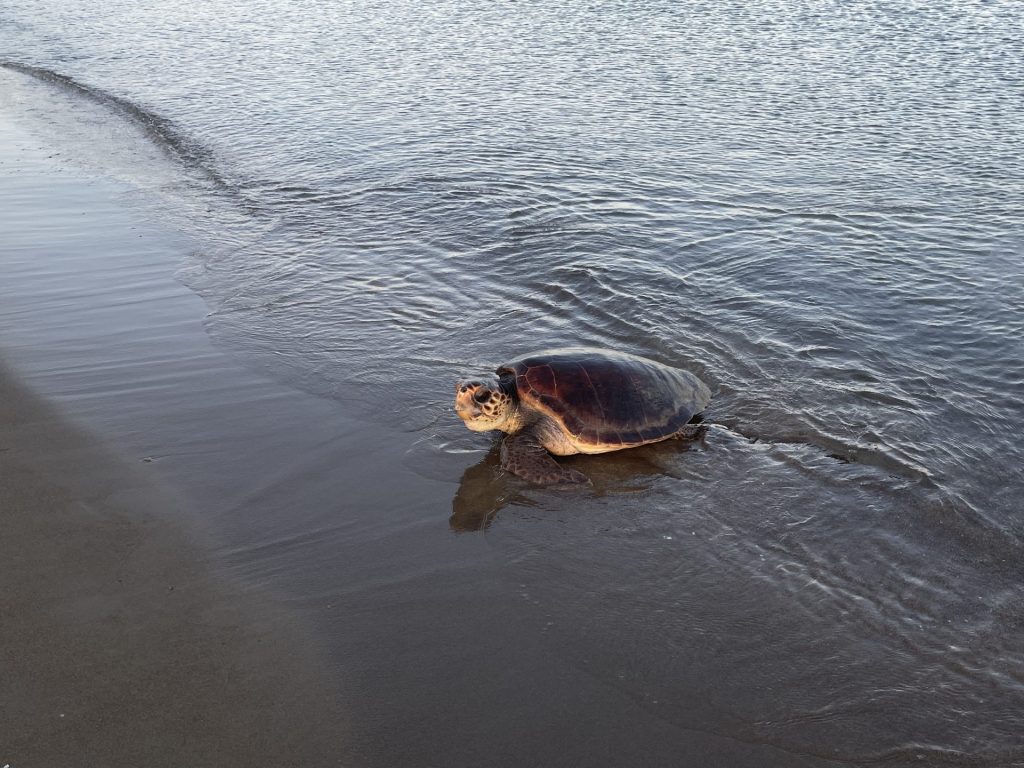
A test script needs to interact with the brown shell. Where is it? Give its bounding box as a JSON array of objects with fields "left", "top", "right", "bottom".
[{"left": 497, "top": 348, "right": 711, "bottom": 447}]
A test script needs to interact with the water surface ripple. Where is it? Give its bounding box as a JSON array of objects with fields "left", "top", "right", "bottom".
[{"left": 2, "top": 0, "right": 1023, "bottom": 764}]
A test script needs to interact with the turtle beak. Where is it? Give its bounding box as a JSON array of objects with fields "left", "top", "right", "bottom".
[{"left": 454, "top": 381, "right": 480, "bottom": 421}]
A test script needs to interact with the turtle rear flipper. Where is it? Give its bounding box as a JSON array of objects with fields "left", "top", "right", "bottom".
[{"left": 500, "top": 431, "right": 590, "bottom": 488}]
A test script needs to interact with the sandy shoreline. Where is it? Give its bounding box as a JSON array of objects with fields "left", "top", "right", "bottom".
[
  {"left": 0, "top": 98, "right": 351, "bottom": 765},
  {"left": 0, "top": 361, "right": 347, "bottom": 766}
]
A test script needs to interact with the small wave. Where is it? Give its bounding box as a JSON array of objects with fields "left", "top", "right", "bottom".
[
  {"left": 859, "top": 743, "right": 1024, "bottom": 767},
  {"left": 706, "top": 411, "right": 934, "bottom": 485},
  {"left": 1, "top": 60, "right": 232, "bottom": 193}
]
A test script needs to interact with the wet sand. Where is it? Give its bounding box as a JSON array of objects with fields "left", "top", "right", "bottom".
[
  {"left": 0, "top": 99, "right": 350, "bottom": 766},
  {"left": 0, "top": 362, "right": 347, "bottom": 766}
]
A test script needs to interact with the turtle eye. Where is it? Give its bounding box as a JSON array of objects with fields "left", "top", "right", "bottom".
[{"left": 473, "top": 389, "right": 492, "bottom": 404}]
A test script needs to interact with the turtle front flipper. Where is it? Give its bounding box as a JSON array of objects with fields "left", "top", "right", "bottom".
[
  {"left": 500, "top": 431, "right": 590, "bottom": 488},
  {"left": 673, "top": 423, "right": 709, "bottom": 444}
]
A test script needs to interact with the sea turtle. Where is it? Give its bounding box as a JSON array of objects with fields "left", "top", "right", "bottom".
[{"left": 455, "top": 348, "right": 711, "bottom": 486}]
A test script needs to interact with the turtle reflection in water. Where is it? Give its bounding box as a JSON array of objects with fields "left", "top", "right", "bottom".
[{"left": 455, "top": 349, "right": 711, "bottom": 487}]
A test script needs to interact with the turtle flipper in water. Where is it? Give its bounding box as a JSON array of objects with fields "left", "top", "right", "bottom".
[
  {"left": 673, "top": 423, "right": 708, "bottom": 444},
  {"left": 500, "top": 431, "right": 590, "bottom": 488}
]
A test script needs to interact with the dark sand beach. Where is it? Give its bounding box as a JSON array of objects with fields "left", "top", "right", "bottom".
[
  {"left": 0, "top": 361, "right": 347, "bottom": 767},
  {"left": 0, "top": 112, "right": 350, "bottom": 765}
]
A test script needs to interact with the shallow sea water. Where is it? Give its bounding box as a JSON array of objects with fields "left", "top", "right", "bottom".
[{"left": 2, "top": 1, "right": 1023, "bottom": 765}]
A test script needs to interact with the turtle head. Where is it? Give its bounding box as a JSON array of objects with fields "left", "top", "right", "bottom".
[{"left": 455, "top": 373, "right": 517, "bottom": 433}]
